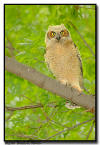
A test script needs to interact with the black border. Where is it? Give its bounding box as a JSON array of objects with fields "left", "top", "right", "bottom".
[{"left": 4, "top": 3, "right": 97, "bottom": 144}]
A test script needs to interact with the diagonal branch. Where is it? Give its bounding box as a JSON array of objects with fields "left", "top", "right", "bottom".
[
  {"left": 5, "top": 56, "right": 95, "bottom": 112},
  {"left": 86, "top": 120, "right": 95, "bottom": 140},
  {"left": 46, "top": 117, "right": 95, "bottom": 140},
  {"left": 5, "top": 111, "right": 14, "bottom": 121},
  {"left": 69, "top": 21, "right": 95, "bottom": 57}
]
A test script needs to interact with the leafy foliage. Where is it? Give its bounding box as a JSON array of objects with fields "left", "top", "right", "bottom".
[{"left": 5, "top": 5, "right": 95, "bottom": 140}]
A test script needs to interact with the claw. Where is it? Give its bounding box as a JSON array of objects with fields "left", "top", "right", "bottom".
[
  {"left": 86, "top": 108, "right": 95, "bottom": 113},
  {"left": 72, "top": 85, "right": 82, "bottom": 92}
]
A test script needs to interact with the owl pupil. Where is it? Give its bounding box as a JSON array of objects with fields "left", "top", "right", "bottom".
[
  {"left": 52, "top": 32, "right": 55, "bottom": 36},
  {"left": 60, "top": 31, "right": 64, "bottom": 35}
]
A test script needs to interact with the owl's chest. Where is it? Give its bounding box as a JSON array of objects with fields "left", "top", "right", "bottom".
[{"left": 45, "top": 44, "right": 74, "bottom": 65}]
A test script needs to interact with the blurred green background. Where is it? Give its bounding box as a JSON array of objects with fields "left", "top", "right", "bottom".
[{"left": 5, "top": 5, "right": 95, "bottom": 140}]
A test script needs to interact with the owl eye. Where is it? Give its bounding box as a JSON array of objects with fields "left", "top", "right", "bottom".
[
  {"left": 60, "top": 30, "right": 69, "bottom": 37},
  {"left": 60, "top": 31, "right": 65, "bottom": 35},
  {"left": 50, "top": 31, "right": 56, "bottom": 37}
]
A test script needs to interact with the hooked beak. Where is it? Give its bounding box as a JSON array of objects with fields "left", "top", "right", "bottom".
[{"left": 56, "top": 34, "right": 61, "bottom": 41}]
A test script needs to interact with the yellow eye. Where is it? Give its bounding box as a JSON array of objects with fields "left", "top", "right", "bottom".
[
  {"left": 51, "top": 31, "right": 56, "bottom": 37},
  {"left": 60, "top": 30, "right": 69, "bottom": 37},
  {"left": 60, "top": 31, "right": 65, "bottom": 35}
]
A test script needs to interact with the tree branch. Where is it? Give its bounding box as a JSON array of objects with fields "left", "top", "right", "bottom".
[
  {"left": 7, "top": 134, "right": 42, "bottom": 140},
  {"left": 5, "top": 111, "right": 14, "bottom": 121},
  {"left": 46, "top": 117, "right": 95, "bottom": 140},
  {"left": 86, "top": 120, "right": 95, "bottom": 140},
  {"left": 69, "top": 21, "right": 95, "bottom": 57},
  {"left": 5, "top": 56, "right": 95, "bottom": 112},
  {"left": 74, "top": 5, "right": 95, "bottom": 10},
  {"left": 5, "top": 103, "right": 57, "bottom": 111},
  {"left": 5, "top": 105, "right": 43, "bottom": 111},
  {"left": 6, "top": 37, "right": 15, "bottom": 57}
]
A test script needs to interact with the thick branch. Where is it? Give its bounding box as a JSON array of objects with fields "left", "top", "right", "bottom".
[{"left": 5, "top": 56, "right": 95, "bottom": 112}]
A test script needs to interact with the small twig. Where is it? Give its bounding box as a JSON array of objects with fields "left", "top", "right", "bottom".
[
  {"left": 42, "top": 109, "right": 59, "bottom": 132},
  {"left": 6, "top": 37, "right": 15, "bottom": 57},
  {"left": 46, "top": 117, "right": 95, "bottom": 140},
  {"left": 22, "top": 95, "right": 36, "bottom": 105},
  {"left": 83, "top": 87, "right": 92, "bottom": 95},
  {"left": 5, "top": 102, "right": 58, "bottom": 111},
  {"left": 42, "top": 108, "right": 70, "bottom": 129},
  {"left": 86, "top": 120, "right": 95, "bottom": 140},
  {"left": 7, "top": 134, "right": 42, "bottom": 140},
  {"left": 74, "top": 5, "right": 95, "bottom": 10},
  {"left": 33, "top": 57, "right": 45, "bottom": 63},
  {"left": 68, "top": 117, "right": 95, "bottom": 130},
  {"left": 33, "top": 120, "right": 47, "bottom": 134},
  {"left": 5, "top": 111, "right": 14, "bottom": 121},
  {"left": 32, "top": 107, "right": 60, "bottom": 134},
  {"left": 5, "top": 104, "right": 43, "bottom": 111},
  {"left": 46, "top": 128, "right": 68, "bottom": 140},
  {"left": 83, "top": 56, "right": 94, "bottom": 61},
  {"left": 69, "top": 21, "right": 95, "bottom": 57},
  {"left": 79, "top": 6, "right": 95, "bottom": 10}
]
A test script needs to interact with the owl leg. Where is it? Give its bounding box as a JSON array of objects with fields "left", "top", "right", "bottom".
[
  {"left": 58, "top": 79, "right": 73, "bottom": 109},
  {"left": 64, "top": 82, "right": 81, "bottom": 109},
  {"left": 72, "top": 85, "right": 82, "bottom": 92},
  {"left": 58, "top": 79, "right": 82, "bottom": 109},
  {"left": 65, "top": 101, "right": 80, "bottom": 109},
  {"left": 58, "top": 79, "right": 68, "bottom": 85},
  {"left": 65, "top": 83, "right": 82, "bottom": 109},
  {"left": 85, "top": 108, "right": 95, "bottom": 113}
]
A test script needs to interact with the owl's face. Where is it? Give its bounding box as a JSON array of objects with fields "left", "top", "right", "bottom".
[{"left": 45, "top": 24, "right": 70, "bottom": 46}]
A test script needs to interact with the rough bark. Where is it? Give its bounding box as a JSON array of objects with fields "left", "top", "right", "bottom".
[{"left": 5, "top": 56, "right": 95, "bottom": 112}]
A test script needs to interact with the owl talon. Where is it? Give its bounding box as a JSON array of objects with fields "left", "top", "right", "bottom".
[
  {"left": 65, "top": 102, "right": 80, "bottom": 109},
  {"left": 85, "top": 108, "right": 95, "bottom": 113},
  {"left": 72, "top": 85, "right": 82, "bottom": 92}
]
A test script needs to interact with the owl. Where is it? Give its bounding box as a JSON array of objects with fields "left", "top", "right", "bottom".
[{"left": 45, "top": 24, "right": 83, "bottom": 92}]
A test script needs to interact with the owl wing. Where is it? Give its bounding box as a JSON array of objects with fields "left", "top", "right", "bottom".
[
  {"left": 74, "top": 43, "right": 83, "bottom": 89},
  {"left": 44, "top": 52, "right": 54, "bottom": 75},
  {"left": 44, "top": 53, "right": 50, "bottom": 68}
]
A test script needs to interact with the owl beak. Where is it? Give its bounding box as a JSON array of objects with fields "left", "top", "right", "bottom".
[{"left": 56, "top": 35, "right": 61, "bottom": 41}]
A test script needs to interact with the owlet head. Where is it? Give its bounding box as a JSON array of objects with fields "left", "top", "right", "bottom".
[{"left": 45, "top": 24, "right": 70, "bottom": 46}]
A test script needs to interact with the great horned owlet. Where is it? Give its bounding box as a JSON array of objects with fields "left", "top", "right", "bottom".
[{"left": 44, "top": 24, "right": 83, "bottom": 92}]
